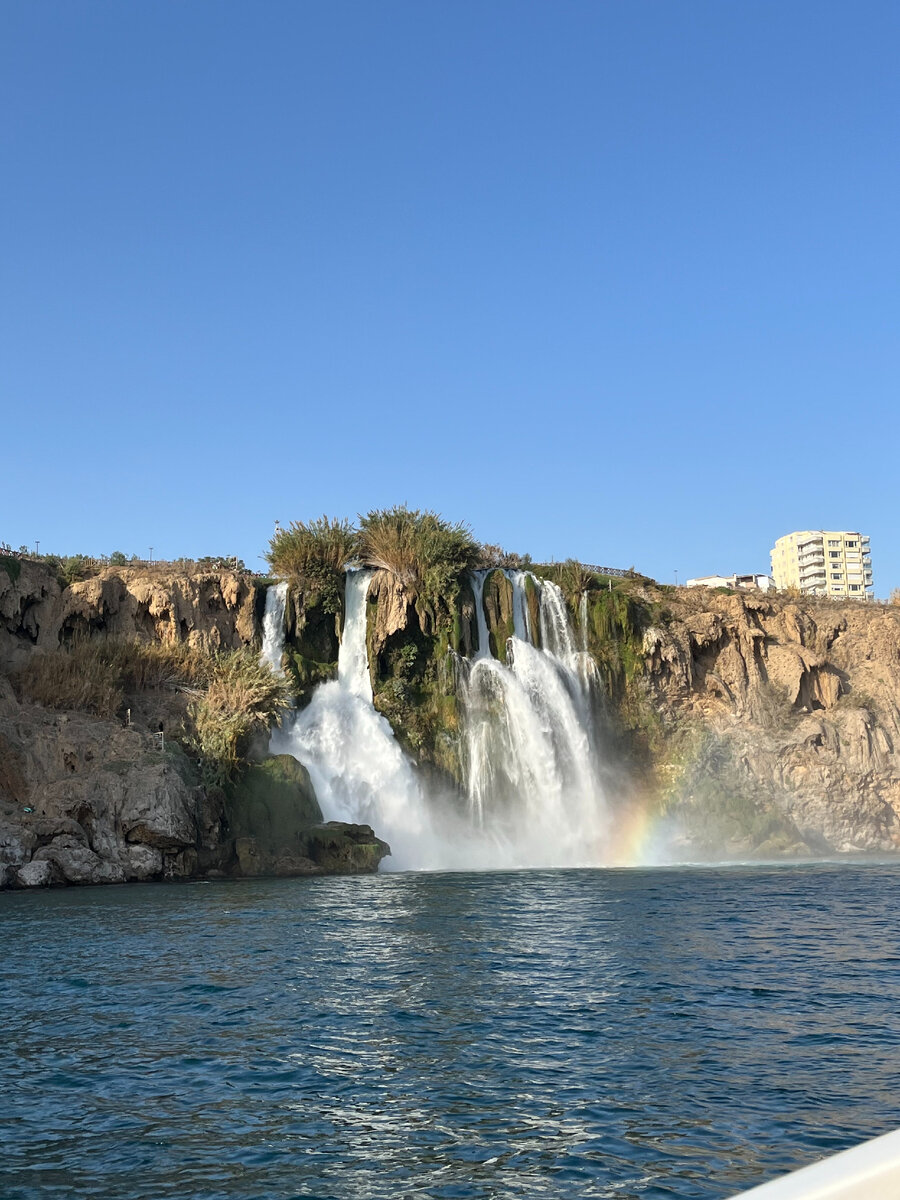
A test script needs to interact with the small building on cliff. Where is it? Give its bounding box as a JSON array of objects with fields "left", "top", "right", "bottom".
[{"left": 685, "top": 573, "right": 775, "bottom": 592}]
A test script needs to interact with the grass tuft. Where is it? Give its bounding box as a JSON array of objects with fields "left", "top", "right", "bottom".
[{"left": 187, "top": 650, "right": 292, "bottom": 784}]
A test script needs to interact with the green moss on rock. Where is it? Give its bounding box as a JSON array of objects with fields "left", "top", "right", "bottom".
[
  {"left": 303, "top": 822, "right": 391, "bottom": 873},
  {"left": 227, "top": 754, "right": 322, "bottom": 855},
  {"left": 482, "top": 569, "right": 515, "bottom": 663}
]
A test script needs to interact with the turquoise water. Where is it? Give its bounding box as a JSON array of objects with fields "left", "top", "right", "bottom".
[{"left": 2, "top": 864, "right": 900, "bottom": 1199}]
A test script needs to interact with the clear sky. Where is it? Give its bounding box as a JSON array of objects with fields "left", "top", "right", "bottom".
[{"left": 3, "top": 2, "right": 898, "bottom": 590}]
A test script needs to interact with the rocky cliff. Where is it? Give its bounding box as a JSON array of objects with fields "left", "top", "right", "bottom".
[
  {"left": 637, "top": 586, "right": 900, "bottom": 855},
  {"left": 0, "top": 560, "right": 388, "bottom": 888},
  {"left": 3, "top": 554, "right": 900, "bottom": 882},
  {"left": 0, "top": 560, "right": 258, "bottom": 669}
]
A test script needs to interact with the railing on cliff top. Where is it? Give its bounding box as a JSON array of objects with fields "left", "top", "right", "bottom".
[{"left": 579, "top": 564, "right": 632, "bottom": 578}]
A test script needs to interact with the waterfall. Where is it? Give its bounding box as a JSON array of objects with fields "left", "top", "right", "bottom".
[
  {"left": 471, "top": 570, "right": 492, "bottom": 659},
  {"left": 337, "top": 570, "right": 373, "bottom": 701},
  {"left": 269, "top": 568, "right": 614, "bottom": 872},
  {"left": 459, "top": 574, "right": 610, "bottom": 867},
  {"left": 270, "top": 570, "right": 440, "bottom": 870},
  {"left": 507, "top": 569, "right": 533, "bottom": 643},
  {"left": 260, "top": 581, "right": 288, "bottom": 672}
]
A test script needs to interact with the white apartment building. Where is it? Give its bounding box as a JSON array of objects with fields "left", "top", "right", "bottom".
[{"left": 770, "top": 531, "right": 873, "bottom": 598}]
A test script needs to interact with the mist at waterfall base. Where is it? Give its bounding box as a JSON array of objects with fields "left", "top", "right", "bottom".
[{"left": 265, "top": 570, "right": 673, "bottom": 871}]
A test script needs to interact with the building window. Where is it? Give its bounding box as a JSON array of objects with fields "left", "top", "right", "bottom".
[
  {"left": 831, "top": 573, "right": 842, "bottom": 580},
  {"left": 828, "top": 540, "right": 840, "bottom": 546},
  {"left": 846, "top": 541, "right": 857, "bottom": 548},
  {"left": 850, "top": 584, "right": 860, "bottom": 591},
  {"left": 829, "top": 551, "right": 840, "bottom": 558}
]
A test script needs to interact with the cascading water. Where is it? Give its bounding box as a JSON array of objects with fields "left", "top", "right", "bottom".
[
  {"left": 458, "top": 572, "right": 611, "bottom": 866},
  {"left": 471, "top": 570, "right": 492, "bottom": 659},
  {"left": 270, "top": 570, "right": 440, "bottom": 869},
  {"left": 260, "top": 581, "right": 289, "bottom": 672},
  {"left": 266, "top": 567, "right": 616, "bottom": 871},
  {"left": 507, "top": 569, "right": 533, "bottom": 643}
]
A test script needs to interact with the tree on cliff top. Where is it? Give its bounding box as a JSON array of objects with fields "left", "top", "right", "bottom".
[
  {"left": 266, "top": 516, "right": 358, "bottom": 613},
  {"left": 358, "top": 505, "right": 480, "bottom": 607}
]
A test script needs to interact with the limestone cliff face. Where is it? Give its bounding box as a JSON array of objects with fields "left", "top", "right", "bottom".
[
  {"left": 0, "top": 561, "right": 61, "bottom": 671},
  {"left": 5, "top": 555, "right": 900, "bottom": 874},
  {"left": 0, "top": 562, "right": 258, "bottom": 671},
  {"left": 52, "top": 567, "right": 258, "bottom": 654},
  {"left": 640, "top": 589, "right": 900, "bottom": 854}
]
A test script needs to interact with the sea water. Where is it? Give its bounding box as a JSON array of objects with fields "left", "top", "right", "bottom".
[{"left": 3, "top": 863, "right": 900, "bottom": 1199}]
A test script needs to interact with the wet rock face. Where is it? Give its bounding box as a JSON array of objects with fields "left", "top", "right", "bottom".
[
  {"left": 644, "top": 589, "right": 900, "bottom": 854},
  {"left": 481, "top": 571, "right": 514, "bottom": 663},
  {"left": 224, "top": 759, "right": 389, "bottom": 877},
  {"left": 303, "top": 823, "right": 391, "bottom": 874}
]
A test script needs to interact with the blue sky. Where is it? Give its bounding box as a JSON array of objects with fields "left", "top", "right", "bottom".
[{"left": 3, "top": 2, "right": 898, "bottom": 590}]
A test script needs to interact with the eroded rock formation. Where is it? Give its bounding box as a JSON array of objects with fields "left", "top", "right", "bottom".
[{"left": 640, "top": 588, "right": 900, "bottom": 854}]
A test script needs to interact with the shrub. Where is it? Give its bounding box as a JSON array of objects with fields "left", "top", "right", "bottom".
[
  {"left": 17, "top": 643, "right": 124, "bottom": 717},
  {"left": 555, "top": 559, "right": 596, "bottom": 604},
  {"left": 187, "top": 650, "right": 292, "bottom": 784},
  {"left": 358, "top": 506, "right": 480, "bottom": 606},
  {"left": 16, "top": 638, "right": 289, "bottom": 786},
  {"left": 477, "top": 544, "right": 533, "bottom": 569},
  {"left": 267, "top": 517, "right": 357, "bottom": 577},
  {"left": 109, "top": 551, "right": 128, "bottom": 566},
  {"left": 267, "top": 516, "right": 358, "bottom": 613},
  {"left": 59, "top": 555, "right": 95, "bottom": 587},
  {"left": 0, "top": 555, "right": 21, "bottom": 584}
]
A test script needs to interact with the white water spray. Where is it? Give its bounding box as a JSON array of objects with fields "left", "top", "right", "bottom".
[
  {"left": 507, "top": 569, "right": 533, "bottom": 643},
  {"left": 471, "top": 570, "right": 492, "bottom": 659},
  {"left": 459, "top": 573, "right": 610, "bottom": 867},
  {"left": 267, "top": 567, "right": 616, "bottom": 871},
  {"left": 260, "top": 582, "right": 288, "bottom": 672},
  {"left": 270, "top": 570, "right": 444, "bottom": 869}
]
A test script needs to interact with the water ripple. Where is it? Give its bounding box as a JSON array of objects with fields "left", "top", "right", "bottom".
[{"left": 2, "top": 864, "right": 900, "bottom": 1198}]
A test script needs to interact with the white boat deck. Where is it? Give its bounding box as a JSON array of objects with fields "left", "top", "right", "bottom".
[{"left": 732, "top": 1128, "right": 900, "bottom": 1199}]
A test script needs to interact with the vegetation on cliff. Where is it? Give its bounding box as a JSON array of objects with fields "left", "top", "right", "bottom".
[
  {"left": 268, "top": 506, "right": 481, "bottom": 630},
  {"left": 186, "top": 650, "right": 292, "bottom": 785},
  {"left": 266, "top": 516, "right": 357, "bottom": 615},
  {"left": 14, "top": 638, "right": 291, "bottom": 787},
  {"left": 358, "top": 505, "right": 481, "bottom": 618}
]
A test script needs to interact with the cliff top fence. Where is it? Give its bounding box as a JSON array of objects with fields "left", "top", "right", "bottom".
[{"left": 580, "top": 564, "right": 633, "bottom": 579}]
